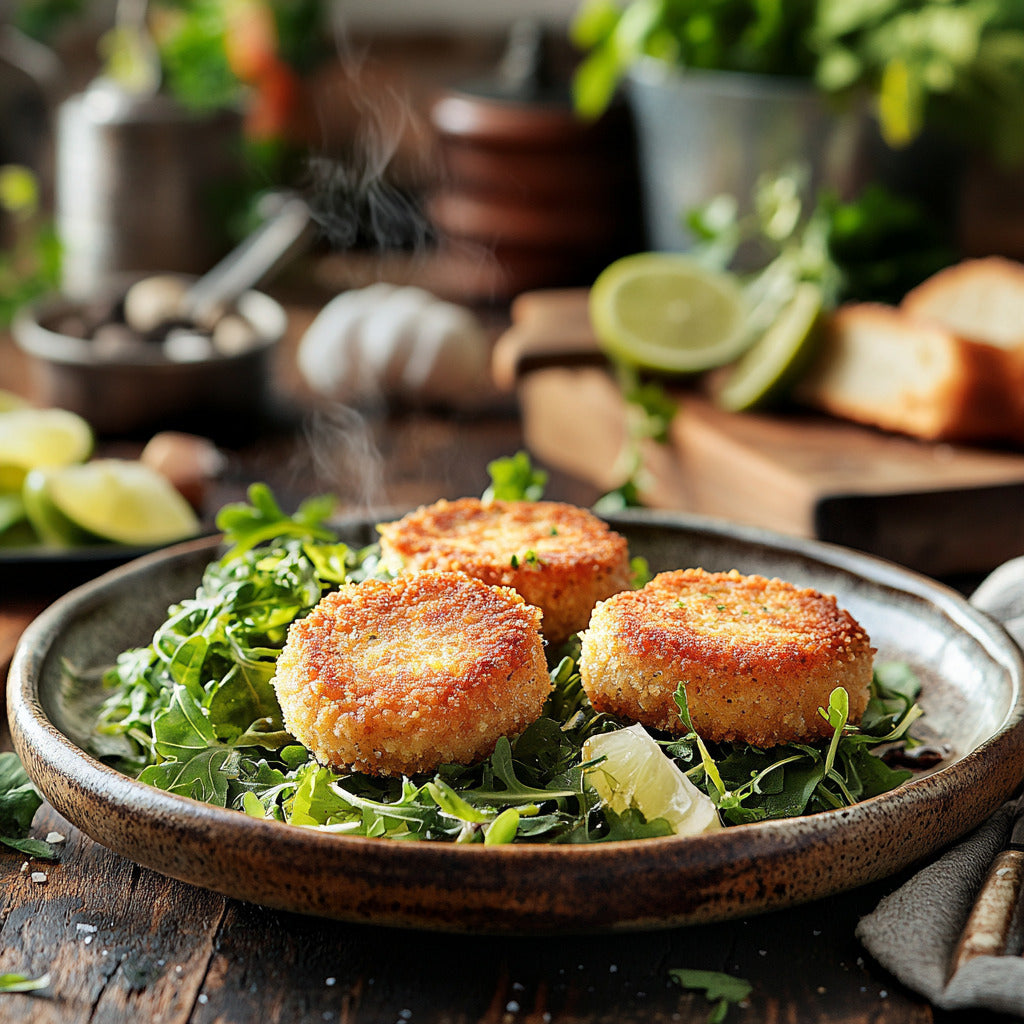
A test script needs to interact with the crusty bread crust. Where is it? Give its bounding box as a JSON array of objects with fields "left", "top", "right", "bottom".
[
  {"left": 797, "top": 303, "right": 1019, "bottom": 442},
  {"left": 273, "top": 571, "right": 549, "bottom": 776},
  {"left": 902, "top": 257, "right": 1024, "bottom": 349},
  {"left": 579, "top": 568, "right": 873, "bottom": 747}
]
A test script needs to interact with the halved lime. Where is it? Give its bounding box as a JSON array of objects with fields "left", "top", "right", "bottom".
[
  {"left": 0, "top": 408, "right": 93, "bottom": 490},
  {"left": 582, "top": 723, "right": 720, "bottom": 836},
  {"left": 24, "top": 460, "right": 200, "bottom": 546},
  {"left": 589, "top": 253, "right": 750, "bottom": 373},
  {"left": 715, "top": 281, "right": 824, "bottom": 412}
]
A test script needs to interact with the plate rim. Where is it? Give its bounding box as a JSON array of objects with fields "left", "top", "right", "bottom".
[{"left": 9, "top": 510, "right": 1024, "bottom": 931}]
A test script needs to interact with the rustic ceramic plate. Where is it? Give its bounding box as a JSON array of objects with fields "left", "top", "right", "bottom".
[{"left": 9, "top": 511, "right": 1024, "bottom": 933}]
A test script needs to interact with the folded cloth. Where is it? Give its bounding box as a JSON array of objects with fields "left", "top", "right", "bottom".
[
  {"left": 858, "top": 559, "right": 1024, "bottom": 1016},
  {"left": 857, "top": 802, "right": 1024, "bottom": 1014}
]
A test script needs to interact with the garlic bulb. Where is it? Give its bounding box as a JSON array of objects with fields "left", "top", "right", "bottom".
[{"left": 297, "top": 284, "right": 489, "bottom": 406}]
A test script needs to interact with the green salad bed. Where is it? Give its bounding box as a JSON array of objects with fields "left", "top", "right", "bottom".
[{"left": 84, "top": 471, "right": 924, "bottom": 845}]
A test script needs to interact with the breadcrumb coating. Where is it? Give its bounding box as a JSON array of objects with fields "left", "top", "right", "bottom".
[
  {"left": 377, "top": 498, "right": 633, "bottom": 644},
  {"left": 579, "top": 568, "right": 873, "bottom": 746},
  {"left": 273, "top": 571, "right": 550, "bottom": 776}
]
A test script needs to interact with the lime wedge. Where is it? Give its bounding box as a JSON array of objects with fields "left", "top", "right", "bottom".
[
  {"left": 24, "top": 460, "right": 199, "bottom": 546},
  {"left": 22, "top": 469, "right": 89, "bottom": 545},
  {"left": 582, "top": 723, "right": 720, "bottom": 836},
  {"left": 716, "top": 281, "right": 824, "bottom": 412},
  {"left": 589, "top": 253, "right": 750, "bottom": 373},
  {"left": 0, "top": 408, "right": 93, "bottom": 490}
]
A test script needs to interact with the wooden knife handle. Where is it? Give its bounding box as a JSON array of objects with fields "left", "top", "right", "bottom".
[{"left": 949, "top": 848, "right": 1024, "bottom": 976}]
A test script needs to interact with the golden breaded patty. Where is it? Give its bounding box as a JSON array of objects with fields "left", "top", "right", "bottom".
[
  {"left": 377, "top": 498, "right": 632, "bottom": 644},
  {"left": 273, "top": 571, "right": 550, "bottom": 776},
  {"left": 579, "top": 568, "right": 873, "bottom": 747}
]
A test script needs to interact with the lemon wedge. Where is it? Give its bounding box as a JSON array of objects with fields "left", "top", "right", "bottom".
[
  {"left": 589, "top": 253, "right": 750, "bottom": 373},
  {"left": 23, "top": 459, "right": 199, "bottom": 547},
  {"left": 582, "top": 723, "right": 720, "bottom": 836},
  {"left": 0, "top": 407, "right": 93, "bottom": 490}
]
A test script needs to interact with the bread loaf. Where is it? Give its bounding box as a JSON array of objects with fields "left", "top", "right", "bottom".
[
  {"left": 901, "top": 257, "right": 1024, "bottom": 348},
  {"left": 796, "top": 303, "right": 1019, "bottom": 443}
]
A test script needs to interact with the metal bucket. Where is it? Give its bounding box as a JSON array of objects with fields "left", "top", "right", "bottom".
[
  {"left": 626, "top": 59, "right": 870, "bottom": 253},
  {"left": 56, "top": 81, "right": 243, "bottom": 299}
]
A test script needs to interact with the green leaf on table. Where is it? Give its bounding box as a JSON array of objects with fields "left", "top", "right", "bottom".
[
  {"left": 0, "top": 752, "right": 41, "bottom": 837},
  {"left": 0, "top": 753, "right": 60, "bottom": 861},
  {"left": 670, "top": 968, "right": 752, "bottom": 1022},
  {"left": 0, "top": 971, "right": 50, "bottom": 993}
]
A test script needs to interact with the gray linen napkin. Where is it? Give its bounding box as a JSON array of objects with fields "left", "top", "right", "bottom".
[{"left": 856, "top": 556, "right": 1024, "bottom": 1015}]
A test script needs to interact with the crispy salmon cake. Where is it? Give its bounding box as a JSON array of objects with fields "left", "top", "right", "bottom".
[
  {"left": 579, "top": 568, "right": 873, "bottom": 746},
  {"left": 273, "top": 570, "right": 550, "bottom": 776},
  {"left": 377, "top": 498, "right": 633, "bottom": 644}
]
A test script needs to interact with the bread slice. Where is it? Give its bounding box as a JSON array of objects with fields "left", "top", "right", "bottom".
[
  {"left": 901, "top": 257, "right": 1024, "bottom": 349},
  {"left": 796, "top": 303, "right": 1019, "bottom": 443}
]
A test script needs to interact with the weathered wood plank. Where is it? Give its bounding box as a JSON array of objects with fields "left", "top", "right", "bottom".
[{"left": 0, "top": 807, "right": 224, "bottom": 1024}]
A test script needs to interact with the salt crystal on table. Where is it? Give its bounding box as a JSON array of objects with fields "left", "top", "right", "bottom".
[{"left": 31, "top": 872, "right": 47, "bottom": 884}]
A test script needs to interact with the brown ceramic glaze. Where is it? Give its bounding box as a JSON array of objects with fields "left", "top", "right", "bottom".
[{"left": 9, "top": 512, "right": 1024, "bottom": 933}]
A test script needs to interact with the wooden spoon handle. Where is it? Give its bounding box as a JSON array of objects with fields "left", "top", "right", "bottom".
[{"left": 949, "top": 848, "right": 1024, "bottom": 976}]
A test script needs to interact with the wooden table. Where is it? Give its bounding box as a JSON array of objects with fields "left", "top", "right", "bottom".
[{"left": 0, "top": 336, "right": 1016, "bottom": 1024}]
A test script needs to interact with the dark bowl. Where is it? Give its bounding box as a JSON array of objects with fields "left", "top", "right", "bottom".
[{"left": 12, "top": 278, "right": 286, "bottom": 435}]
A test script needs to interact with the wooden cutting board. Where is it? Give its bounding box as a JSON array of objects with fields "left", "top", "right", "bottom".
[{"left": 495, "top": 288, "right": 1024, "bottom": 577}]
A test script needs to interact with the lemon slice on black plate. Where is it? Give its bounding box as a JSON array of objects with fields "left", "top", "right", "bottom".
[
  {"left": 0, "top": 407, "right": 93, "bottom": 490},
  {"left": 23, "top": 459, "right": 199, "bottom": 547}
]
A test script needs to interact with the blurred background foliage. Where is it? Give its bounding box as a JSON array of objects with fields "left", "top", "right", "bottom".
[{"left": 572, "top": 0, "right": 1024, "bottom": 165}]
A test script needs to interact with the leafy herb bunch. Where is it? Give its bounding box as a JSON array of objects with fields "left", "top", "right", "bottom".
[
  {"left": 572, "top": 0, "right": 1024, "bottom": 163},
  {"left": 90, "top": 466, "right": 925, "bottom": 844}
]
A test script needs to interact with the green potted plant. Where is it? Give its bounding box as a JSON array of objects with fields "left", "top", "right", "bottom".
[{"left": 570, "top": 0, "right": 1024, "bottom": 254}]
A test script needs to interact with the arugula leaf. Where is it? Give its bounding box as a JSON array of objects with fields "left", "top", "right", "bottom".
[
  {"left": 139, "top": 748, "right": 237, "bottom": 805},
  {"left": 629, "top": 556, "right": 652, "bottom": 589},
  {"left": 483, "top": 451, "right": 548, "bottom": 502},
  {"left": 217, "top": 482, "right": 338, "bottom": 559},
  {"left": 668, "top": 670, "right": 922, "bottom": 825}
]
